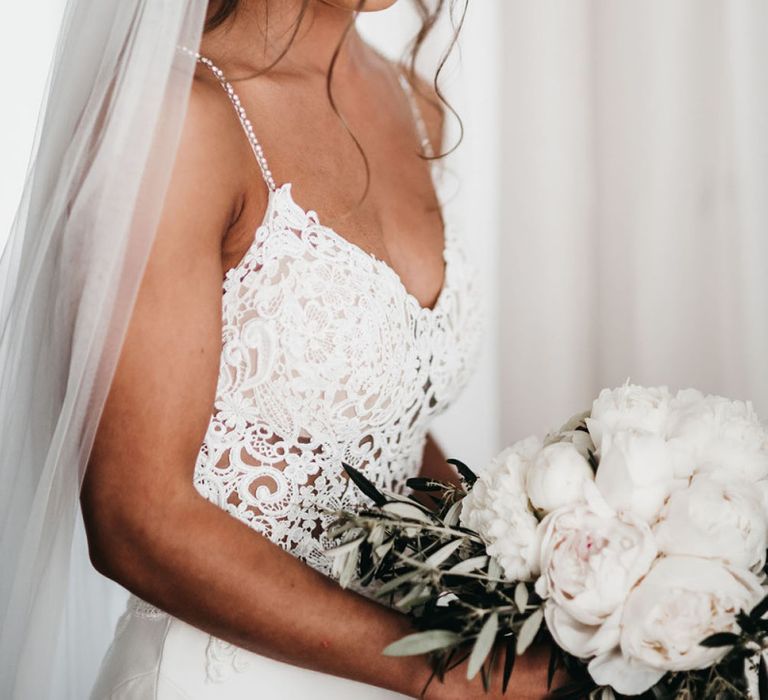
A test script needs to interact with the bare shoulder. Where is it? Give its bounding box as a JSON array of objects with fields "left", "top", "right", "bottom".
[{"left": 172, "top": 70, "right": 265, "bottom": 241}]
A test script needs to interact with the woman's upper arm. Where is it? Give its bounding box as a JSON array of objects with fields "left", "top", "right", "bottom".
[{"left": 81, "top": 82, "right": 245, "bottom": 565}]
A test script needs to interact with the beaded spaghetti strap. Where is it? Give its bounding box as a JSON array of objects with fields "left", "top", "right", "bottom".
[
  {"left": 397, "top": 72, "right": 436, "bottom": 160},
  {"left": 191, "top": 51, "right": 277, "bottom": 191},
  {"left": 184, "top": 46, "right": 432, "bottom": 188}
]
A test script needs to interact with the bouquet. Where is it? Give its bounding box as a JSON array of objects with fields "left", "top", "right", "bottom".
[{"left": 327, "top": 383, "right": 768, "bottom": 699}]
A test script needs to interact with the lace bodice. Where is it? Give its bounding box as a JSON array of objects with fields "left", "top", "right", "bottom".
[{"left": 190, "top": 52, "right": 485, "bottom": 579}]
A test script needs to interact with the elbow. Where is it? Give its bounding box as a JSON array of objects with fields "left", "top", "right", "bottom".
[
  {"left": 85, "top": 527, "right": 115, "bottom": 581},
  {"left": 80, "top": 468, "right": 193, "bottom": 591},
  {"left": 80, "top": 488, "right": 145, "bottom": 587}
]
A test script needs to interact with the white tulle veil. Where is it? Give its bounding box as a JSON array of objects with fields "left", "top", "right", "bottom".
[{"left": 0, "top": 1, "right": 209, "bottom": 696}]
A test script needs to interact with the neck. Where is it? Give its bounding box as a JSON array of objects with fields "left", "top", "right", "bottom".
[{"left": 201, "top": 0, "right": 366, "bottom": 78}]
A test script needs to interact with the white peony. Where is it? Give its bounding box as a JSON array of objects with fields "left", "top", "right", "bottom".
[
  {"left": 654, "top": 475, "right": 767, "bottom": 571},
  {"left": 556, "top": 409, "right": 592, "bottom": 434},
  {"left": 526, "top": 442, "right": 594, "bottom": 514},
  {"left": 543, "top": 603, "right": 623, "bottom": 661},
  {"left": 544, "top": 410, "right": 595, "bottom": 460},
  {"left": 586, "top": 382, "right": 673, "bottom": 452},
  {"left": 566, "top": 428, "right": 596, "bottom": 460},
  {"left": 594, "top": 431, "right": 681, "bottom": 523},
  {"left": 459, "top": 436, "right": 542, "bottom": 581},
  {"left": 535, "top": 503, "right": 657, "bottom": 658},
  {"left": 589, "top": 556, "right": 764, "bottom": 695},
  {"left": 667, "top": 391, "right": 768, "bottom": 482},
  {"left": 756, "top": 479, "right": 768, "bottom": 517}
]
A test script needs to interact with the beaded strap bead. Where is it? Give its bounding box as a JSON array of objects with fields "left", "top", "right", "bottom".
[
  {"left": 181, "top": 47, "right": 276, "bottom": 191},
  {"left": 397, "top": 72, "right": 435, "bottom": 160}
]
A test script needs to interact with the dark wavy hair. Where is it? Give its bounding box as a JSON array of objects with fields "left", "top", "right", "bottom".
[{"left": 204, "top": 0, "right": 467, "bottom": 199}]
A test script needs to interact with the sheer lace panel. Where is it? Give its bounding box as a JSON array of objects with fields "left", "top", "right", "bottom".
[
  {"left": 193, "top": 183, "right": 484, "bottom": 577},
  {"left": 187, "top": 52, "right": 485, "bottom": 579}
]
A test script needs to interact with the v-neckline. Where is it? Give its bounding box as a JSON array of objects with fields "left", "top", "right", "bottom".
[{"left": 225, "top": 183, "right": 451, "bottom": 315}]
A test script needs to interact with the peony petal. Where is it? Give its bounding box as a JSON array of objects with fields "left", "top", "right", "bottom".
[
  {"left": 595, "top": 433, "right": 674, "bottom": 522},
  {"left": 585, "top": 417, "right": 604, "bottom": 453},
  {"left": 534, "top": 573, "right": 548, "bottom": 599},
  {"left": 544, "top": 602, "right": 620, "bottom": 658},
  {"left": 583, "top": 480, "right": 615, "bottom": 518},
  {"left": 588, "top": 649, "right": 666, "bottom": 695}
]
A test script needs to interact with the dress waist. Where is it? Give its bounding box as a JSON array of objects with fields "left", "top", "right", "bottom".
[{"left": 126, "top": 592, "right": 166, "bottom": 618}]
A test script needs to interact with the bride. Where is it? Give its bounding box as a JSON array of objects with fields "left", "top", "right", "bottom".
[{"left": 1, "top": 1, "right": 561, "bottom": 698}]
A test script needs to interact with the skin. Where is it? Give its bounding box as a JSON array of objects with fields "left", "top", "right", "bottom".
[{"left": 81, "top": 1, "right": 561, "bottom": 697}]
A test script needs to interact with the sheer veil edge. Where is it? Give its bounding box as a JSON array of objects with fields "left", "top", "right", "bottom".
[{"left": 0, "top": 2, "right": 208, "bottom": 697}]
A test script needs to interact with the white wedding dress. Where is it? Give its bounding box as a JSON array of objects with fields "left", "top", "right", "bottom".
[{"left": 90, "top": 52, "right": 484, "bottom": 700}]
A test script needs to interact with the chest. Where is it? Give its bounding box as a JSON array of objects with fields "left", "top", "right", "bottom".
[
  {"left": 217, "top": 184, "right": 482, "bottom": 441},
  {"left": 221, "top": 77, "right": 445, "bottom": 310}
]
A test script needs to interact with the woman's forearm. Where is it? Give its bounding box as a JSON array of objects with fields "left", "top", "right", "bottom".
[{"left": 87, "top": 485, "right": 432, "bottom": 697}]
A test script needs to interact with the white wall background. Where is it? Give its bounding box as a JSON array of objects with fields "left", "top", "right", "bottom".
[
  {"left": 370, "top": 0, "right": 768, "bottom": 451},
  {"left": 0, "top": 1, "right": 67, "bottom": 242},
  {"left": 499, "top": 0, "right": 768, "bottom": 441}
]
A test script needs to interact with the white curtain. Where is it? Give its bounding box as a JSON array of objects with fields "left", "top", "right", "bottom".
[
  {"left": 370, "top": 0, "right": 768, "bottom": 453},
  {"left": 499, "top": 0, "right": 768, "bottom": 441}
]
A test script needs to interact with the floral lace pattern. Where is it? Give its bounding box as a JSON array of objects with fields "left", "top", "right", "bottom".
[
  {"left": 192, "top": 183, "right": 485, "bottom": 578},
  {"left": 204, "top": 636, "right": 253, "bottom": 683}
]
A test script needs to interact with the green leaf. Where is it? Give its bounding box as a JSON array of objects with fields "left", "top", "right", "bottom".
[
  {"left": 699, "top": 632, "right": 740, "bottom": 648},
  {"left": 342, "top": 463, "right": 387, "bottom": 506},
  {"left": 382, "top": 630, "right": 461, "bottom": 657},
  {"left": 425, "top": 539, "right": 463, "bottom": 568},
  {"left": 547, "top": 645, "right": 559, "bottom": 690},
  {"left": 367, "top": 524, "right": 385, "bottom": 546},
  {"left": 651, "top": 685, "right": 675, "bottom": 700},
  {"left": 383, "top": 490, "right": 425, "bottom": 505},
  {"left": 514, "top": 582, "right": 528, "bottom": 612},
  {"left": 339, "top": 545, "right": 358, "bottom": 588},
  {"left": 516, "top": 607, "right": 544, "bottom": 655},
  {"left": 443, "top": 500, "right": 463, "bottom": 527},
  {"left": 375, "top": 570, "right": 420, "bottom": 596},
  {"left": 447, "top": 458, "right": 477, "bottom": 486},
  {"left": 467, "top": 612, "right": 499, "bottom": 680},
  {"left": 487, "top": 557, "right": 502, "bottom": 590},
  {"left": 737, "top": 610, "right": 757, "bottom": 633},
  {"left": 501, "top": 635, "right": 516, "bottom": 694},
  {"left": 751, "top": 594, "right": 768, "bottom": 620},
  {"left": 326, "top": 521, "right": 355, "bottom": 539},
  {"left": 481, "top": 642, "right": 498, "bottom": 692},
  {"left": 760, "top": 654, "right": 768, "bottom": 700},
  {"left": 448, "top": 555, "right": 488, "bottom": 575},
  {"left": 406, "top": 477, "right": 448, "bottom": 492},
  {"left": 382, "top": 501, "right": 433, "bottom": 523},
  {"left": 396, "top": 583, "right": 430, "bottom": 609},
  {"left": 324, "top": 536, "right": 364, "bottom": 558}
]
